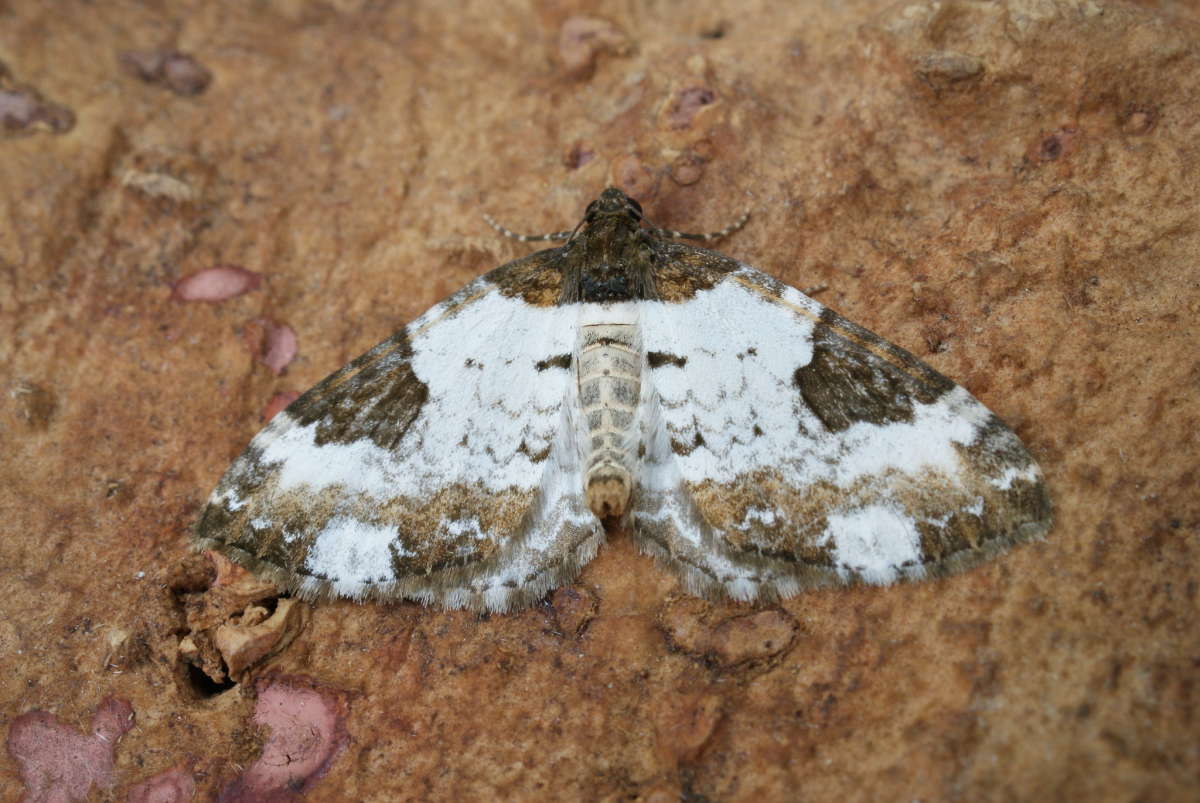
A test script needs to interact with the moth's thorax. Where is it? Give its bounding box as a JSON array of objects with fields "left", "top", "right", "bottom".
[
  {"left": 560, "top": 218, "right": 658, "bottom": 303},
  {"left": 576, "top": 306, "right": 641, "bottom": 519}
]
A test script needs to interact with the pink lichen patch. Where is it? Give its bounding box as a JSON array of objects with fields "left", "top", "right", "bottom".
[
  {"left": 558, "top": 16, "right": 629, "bottom": 77},
  {"left": 244, "top": 318, "right": 298, "bottom": 375},
  {"left": 125, "top": 767, "right": 195, "bottom": 803},
  {"left": 219, "top": 678, "right": 348, "bottom": 802},
  {"left": 120, "top": 49, "right": 213, "bottom": 95},
  {"left": 0, "top": 89, "right": 40, "bottom": 129},
  {"left": 261, "top": 323, "right": 298, "bottom": 375},
  {"left": 0, "top": 78, "right": 75, "bottom": 135},
  {"left": 665, "top": 86, "right": 717, "bottom": 130},
  {"left": 6, "top": 697, "right": 134, "bottom": 803},
  {"left": 261, "top": 390, "right": 300, "bottom": 422},
  {"left": 172, "top": 266, "right": 262, "bottom": 302}
]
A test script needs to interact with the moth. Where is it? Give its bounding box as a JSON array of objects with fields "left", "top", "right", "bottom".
[{"left": 195, "top": 188, "right": 1051, "bottom": 612}]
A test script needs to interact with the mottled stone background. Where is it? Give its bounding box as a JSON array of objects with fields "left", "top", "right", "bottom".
[{"left": 1, "top": 1, "right": 1197, "bottom": 800}]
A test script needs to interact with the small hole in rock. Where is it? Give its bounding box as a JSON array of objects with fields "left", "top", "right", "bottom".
[{"left": 185, "top": 662, "right": 236, "bottom": 698}]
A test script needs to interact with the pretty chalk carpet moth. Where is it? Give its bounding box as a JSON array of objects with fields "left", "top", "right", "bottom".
[{"left": 194, "top": 188, "right": 1051, "bottom": 612}]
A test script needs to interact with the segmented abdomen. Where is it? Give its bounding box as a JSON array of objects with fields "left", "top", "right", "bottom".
[{"left": 577, "top": 321, "right": 640, "bottom": 518}]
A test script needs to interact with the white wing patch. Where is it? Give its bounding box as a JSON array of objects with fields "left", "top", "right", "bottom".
[
  {"left": 303, "top": 517, "right": 415, "bottom": 595},
  {"left": 821, "top": 504, "right": 923, "bottom": 584}
]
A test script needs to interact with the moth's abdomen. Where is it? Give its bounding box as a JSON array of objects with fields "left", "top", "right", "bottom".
[{"left": 577, "top": 321, "right": 640, "bottom": 519}]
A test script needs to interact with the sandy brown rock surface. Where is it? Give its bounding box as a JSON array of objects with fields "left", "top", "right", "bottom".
[{"left": 2, "top": 1, "right": 1197, "bottom": 800}]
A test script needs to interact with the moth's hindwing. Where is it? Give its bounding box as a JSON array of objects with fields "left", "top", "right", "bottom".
[
  {"left": 194, "top": 254, "right": 603, "bottom": 612},
  {"left": 633, "top": 258, "right": 1052, "bottom": 602}
]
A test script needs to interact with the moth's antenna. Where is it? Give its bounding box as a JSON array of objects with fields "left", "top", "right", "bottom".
[
  {"left": 482, "top": 213, "right": 573, "bottom": 243},
  {"left": 646, "top": 208, "right": 751, "bottom": 242}
]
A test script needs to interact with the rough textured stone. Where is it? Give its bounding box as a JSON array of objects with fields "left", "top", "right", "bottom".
[
  {"left": 214, "top": 597, "right": 308, "bottom": 682},
  {"left": 661, "top": 598, "right": 798, "bottom": 668},
  {"left": 1, "top": 1, "right": 1198, "bottom": 800}
]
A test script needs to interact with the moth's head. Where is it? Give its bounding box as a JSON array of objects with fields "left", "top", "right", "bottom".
[{"left": 583, "top": 187, "right": 644, "bottom": 229}]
